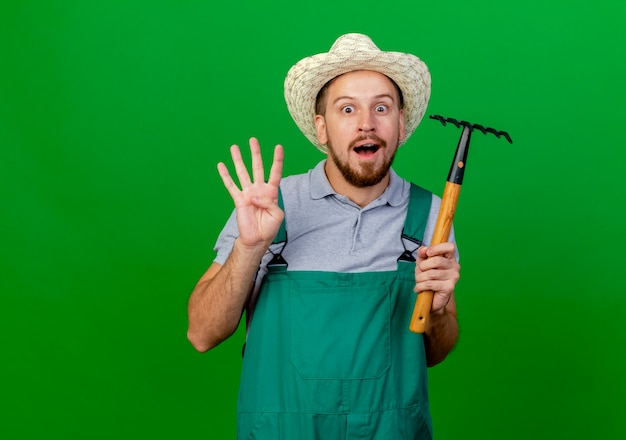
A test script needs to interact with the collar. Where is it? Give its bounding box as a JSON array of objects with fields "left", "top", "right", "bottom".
[{"left": 309, "top": 160, "right": 407, "bottom": 208}]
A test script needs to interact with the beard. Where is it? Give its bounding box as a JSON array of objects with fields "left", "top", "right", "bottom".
[{"left": 327, "top": 134, "right": 398, "bottom": 188}]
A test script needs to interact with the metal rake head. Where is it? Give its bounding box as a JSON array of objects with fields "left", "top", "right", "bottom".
[{"left": 430, "top": 115, "right": 513, "bottom": 144}]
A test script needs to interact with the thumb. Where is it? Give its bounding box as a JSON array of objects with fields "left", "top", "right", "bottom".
[
  {"left": 251, "top": 195, "right": 276, "bottom": 209},
  {"left": 416, "top": 245, "right": 429, "bottom": 261},
  {"left": 265, "top": 202, "right": 285, "bottom": 224},
  {"left": 415, "top": 246, "right": 428, "bottom": 275}
]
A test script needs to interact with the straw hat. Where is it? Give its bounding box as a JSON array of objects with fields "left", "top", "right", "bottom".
[{"left": 284, "top": 33, "right": 431, "bottom": 153}]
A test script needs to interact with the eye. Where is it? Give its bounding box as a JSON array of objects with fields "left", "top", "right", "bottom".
[
  {"left": 375, "top": 104, "right": 388, "bottom": 113},
  {"left": 341, "top": 105, "right": 355, "bottom": 114}
]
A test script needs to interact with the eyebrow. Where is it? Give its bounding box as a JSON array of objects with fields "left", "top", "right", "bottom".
[{"left": 332, "top": 93, "right": 397, "bottom": 105}]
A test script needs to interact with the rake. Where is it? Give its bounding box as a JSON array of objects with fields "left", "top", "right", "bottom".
[{"left": 409, "top": 115, "right": 513, "bottom": 333}]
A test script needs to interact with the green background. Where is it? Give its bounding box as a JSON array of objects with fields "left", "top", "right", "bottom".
[{"left": 1, "top": 0, "right": 624, "bottom": 438}]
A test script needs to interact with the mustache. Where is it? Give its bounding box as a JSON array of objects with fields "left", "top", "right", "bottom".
[{"left": 349, "top": 134, "right": 387, "bottom": 149}]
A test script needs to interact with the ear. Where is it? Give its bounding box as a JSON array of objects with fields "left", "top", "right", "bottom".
[
  {"left": 314, "top": 114, "right": 328, "bottom": 145},
  {"left": 398, "top": 109, "right": 406, "bottom": 142}
]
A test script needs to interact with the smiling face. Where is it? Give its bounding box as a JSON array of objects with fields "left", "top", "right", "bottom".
[{"left": 314, "top": 70, "right": 405, "bottom": 191}]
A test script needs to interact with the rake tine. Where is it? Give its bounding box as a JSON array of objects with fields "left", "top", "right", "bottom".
[
  {"left": 430, "top": 114, "right": 447, "bottom": 126},
  {"left": 429, "top": 115, "right": 513, "bottom": 144},
  {"left": 499, "top": 131, "right": 513, "bottom": 144},
  {"left": 472, "top": 124, "right": 487, "bottom": 135}
]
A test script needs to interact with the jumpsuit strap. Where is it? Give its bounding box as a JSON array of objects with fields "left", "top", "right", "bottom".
[
  {"left": 398, "top": 184, "right": 432, "bottom": 262},
  {"left": 272, "top": 187, "right": 287, "bottom": 245},
  {"left": 268, "top": 187, "right": 288, "bottom": 268}
]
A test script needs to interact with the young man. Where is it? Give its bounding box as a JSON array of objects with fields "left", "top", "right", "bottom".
[{"left": 188, "top": 33, "right": 460, "bottom": 439}]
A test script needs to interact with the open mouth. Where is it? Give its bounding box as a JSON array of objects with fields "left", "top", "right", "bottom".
[{"left": 353, "top": 143, "right": 380, "bottom": 155}]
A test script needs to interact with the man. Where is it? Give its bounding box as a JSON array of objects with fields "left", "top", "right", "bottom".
[{"left": 188, "top": 34, "right": 460, "bottom": 439}]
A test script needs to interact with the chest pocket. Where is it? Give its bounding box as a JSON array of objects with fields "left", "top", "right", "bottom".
[{"left": 289, "top": 280, "right": 391, "bottom": 380}]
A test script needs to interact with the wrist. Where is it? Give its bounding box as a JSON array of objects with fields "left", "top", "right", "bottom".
[
  {"left": 233, "top": 237, "right": 270, "bottom": 261},
  {"left": 431, "top": 305, "right": 447, "bottom": 317},
  {"left": 431, "top": 293, "right": 452, "bottom": 316}
]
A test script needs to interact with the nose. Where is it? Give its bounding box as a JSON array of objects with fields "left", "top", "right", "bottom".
[{"left": 358, "top": 111, "right": 376, "bottom": 133}]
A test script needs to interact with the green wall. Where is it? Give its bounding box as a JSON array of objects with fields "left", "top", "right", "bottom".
[{"left": 2, "top": 1, "right": 624, "bottom": 438}]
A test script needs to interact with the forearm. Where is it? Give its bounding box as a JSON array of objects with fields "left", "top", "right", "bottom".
[
  {"left": 423, "top": 303, "right": 458, "bottom": 367},
  {"left": 187, "top": 239, "right": 267, "bottom": 352}
]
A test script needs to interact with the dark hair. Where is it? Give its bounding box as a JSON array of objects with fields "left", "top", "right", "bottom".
[{"left": 314, "top": 73, "right": 405, "bottom": 116}]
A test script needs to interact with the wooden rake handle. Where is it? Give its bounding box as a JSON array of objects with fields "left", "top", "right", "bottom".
[{"left": 409, "top": 181, "right": 460, "bottom": 333}]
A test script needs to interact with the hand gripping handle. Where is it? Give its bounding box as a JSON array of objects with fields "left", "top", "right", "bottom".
[{"left": 409, "top": 181, "right": 460, "bottom": 333}]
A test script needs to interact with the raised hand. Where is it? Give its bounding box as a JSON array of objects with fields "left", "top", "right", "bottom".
[{"left": 217, "top": 137, "right": 284, "bottom": 251}]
